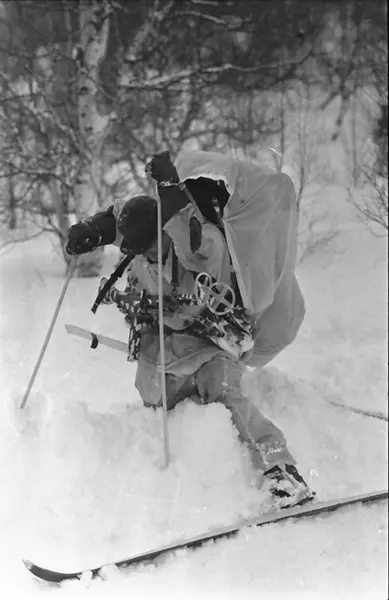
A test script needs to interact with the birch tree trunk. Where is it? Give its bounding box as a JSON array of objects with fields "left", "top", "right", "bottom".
[
  {"left": 34, "top": 45, "right": 72, "bottom": 258},
  {"left": 7, "top": 172, "right": 17, "bottom": 230},
  {"left": 74, "top": 0, "right": 112, "bottom": 277}
]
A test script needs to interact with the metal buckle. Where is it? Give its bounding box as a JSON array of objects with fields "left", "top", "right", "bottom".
[{"left": 194, "top": 272, "right": 235, "bottom": 316}]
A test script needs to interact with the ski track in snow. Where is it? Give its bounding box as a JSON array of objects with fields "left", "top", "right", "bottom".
[{"left": 0, "top": 203, "right": 387, "bottom": 598}]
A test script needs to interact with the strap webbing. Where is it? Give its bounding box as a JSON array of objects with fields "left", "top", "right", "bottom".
[
  {"left": 171, "top": 246, "right": 179, "bottom": 295},
  {"left": 211, "top": 196, "right": 243, "bottom": 307},
  {"left": 91, "top": 254, "right": 133, "bottom": 314}
]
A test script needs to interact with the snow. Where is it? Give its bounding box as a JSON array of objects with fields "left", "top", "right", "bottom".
[{"left": 0, "top": 181, "right": 387, "bottom": 599}]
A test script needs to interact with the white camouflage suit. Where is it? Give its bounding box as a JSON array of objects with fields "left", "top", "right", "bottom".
[{"left": 111, "top": 186, "right": 303, "bottom": 473}]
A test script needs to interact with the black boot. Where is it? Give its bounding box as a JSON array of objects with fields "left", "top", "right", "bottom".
[{"left": 264, "top": 464, "right": 316, "bottom": 509}]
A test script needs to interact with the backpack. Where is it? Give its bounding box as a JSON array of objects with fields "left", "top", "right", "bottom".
[{"left": 174, "top": 150, "right": 298, "bottom": 318}]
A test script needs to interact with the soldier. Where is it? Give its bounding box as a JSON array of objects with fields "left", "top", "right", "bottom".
[{"left": 66, "top": 150, "right": 315, "bottom": 509}]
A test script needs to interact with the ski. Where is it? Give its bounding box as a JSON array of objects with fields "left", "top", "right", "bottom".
[
  {"left": 23, "top": 488, "right": 388, "bottom": 584},
  {"left": 65, "top": 324, "right": 128, "bottom": 353}
]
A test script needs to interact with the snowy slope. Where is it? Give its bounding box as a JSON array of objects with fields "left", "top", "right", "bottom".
[{"left": 0, "top": 183, "right": 387, "bottom": 599}]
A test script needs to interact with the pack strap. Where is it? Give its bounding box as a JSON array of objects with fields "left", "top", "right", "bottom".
[
  {"left": 211, "top": 196, "right": 243, "bottom": 308},
  {"left": 211, "top": 197, "right": 224, "bottom": 231},
  {"left": 171, "top": 245, "right": 179, "bottom": 295},
  {"left": 91, "top": 254, "right": 133, "bottom": 314}
]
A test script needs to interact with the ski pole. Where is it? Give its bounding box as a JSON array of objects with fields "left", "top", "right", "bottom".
[
  {"left": 156, "top": 194, "right": 170, "bottom": 468},
  {"left": 20, "top": 257, "right": 77, "bottom": 409}
]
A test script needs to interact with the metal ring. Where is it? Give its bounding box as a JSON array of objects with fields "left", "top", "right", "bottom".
[{"left": 194, "top": 272, "right": 235, "bottom": 315}]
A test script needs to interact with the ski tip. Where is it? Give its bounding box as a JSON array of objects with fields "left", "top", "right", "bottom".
[
  {"left": 22, "top": 559, "right": 47, "bottom": 579},
  {"left": 22, "top": 559, "right": 69, "bottom": 583},
  {"left": 23, "top": 559, "right": 33, "bottom": 571}
]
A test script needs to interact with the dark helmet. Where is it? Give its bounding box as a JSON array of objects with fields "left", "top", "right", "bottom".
[{"left": 117, "top": 195, "right": 158, "bottom": 255}]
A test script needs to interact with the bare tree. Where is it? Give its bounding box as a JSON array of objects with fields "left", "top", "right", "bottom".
[
  {"left": 349, "top": 177, "right": 388, "bottom": 235},
  {"left": 263, "top": 82, "right": 339, "bottom": 260},
  {"left": 347, "top": 98, "right": 388, "bottom": 235},
  {"left": 340, "top": 7, "right": 388, "bottom": 235},
  {"left": 0, "top": 0, "right": 344, "bottom": 272},
  {"left": 0, "top": 46, "right": 79, "bottom": 261},
  {"left": 72, "top": 0, "right": 114, "bottom": 276}
]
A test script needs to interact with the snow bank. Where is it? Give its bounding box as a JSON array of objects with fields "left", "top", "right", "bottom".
[{"left": 0, "top": 190, "right": 387, "bottom": 598}]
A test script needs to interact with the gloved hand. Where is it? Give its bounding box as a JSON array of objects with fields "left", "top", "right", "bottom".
[
  {"left": 145, "top": 151, "right": 179, "bottom": 186},
  {"left": 66, "top": 206, "right": 116, "bottom": 255},
  {"left": 145, "top": 151, "right": 190, "bottom": 225},
  {"left": 66, "top": 221, "right": 100, "bottom": 255}
]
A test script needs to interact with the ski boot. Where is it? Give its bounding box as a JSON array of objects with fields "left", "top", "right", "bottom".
[{"left": 264, "top": 464, "right": 316, "bottom": 510}]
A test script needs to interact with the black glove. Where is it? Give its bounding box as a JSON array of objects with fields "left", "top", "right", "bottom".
[
  {"left": 158, "top": 185, "right": 190, "bottom": 225},
  {"left": 145, "top": 151, "right": 190, "bottom": 224},
  {"left": 145, "top": 150, "right": 179, "bottom": 185},
  {"left": 66, "top": 206, "right": 116, "bottom": 256}
]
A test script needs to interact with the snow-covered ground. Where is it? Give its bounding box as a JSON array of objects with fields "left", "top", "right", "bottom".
[{"left": 0, "top": 182, "right": 387, "bottom": 599}]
